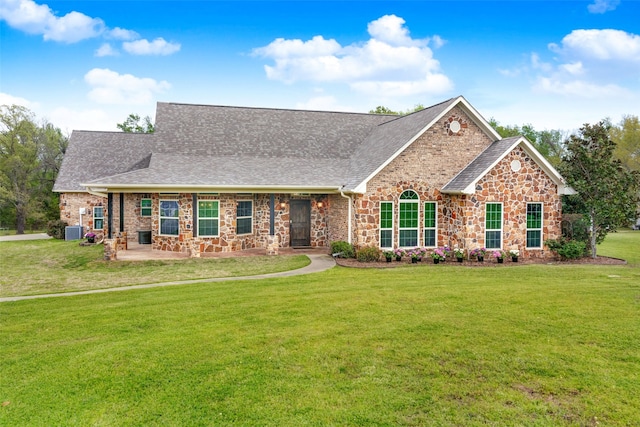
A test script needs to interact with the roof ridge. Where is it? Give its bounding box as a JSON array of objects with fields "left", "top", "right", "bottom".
[{"left": 160, "top": 101, "right": 392, "bottom": 117}]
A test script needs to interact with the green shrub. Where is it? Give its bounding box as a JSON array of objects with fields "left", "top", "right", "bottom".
[
  {"left": 356, "top": 246, "right": 381, "bottom": 262},
  {"left": 46, "top": 220, "right": 68, "bottom": 240},
  {"left": 330, "top": 240, "right": 355, "bottom": 258},
  {"left": 545, "top": 238, "right": 587, "bottom": 260}
]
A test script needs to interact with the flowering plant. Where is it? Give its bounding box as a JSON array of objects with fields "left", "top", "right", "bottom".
[
  {"left": 509, "top": 249, "right": 520, "bottom": 258},
  {"left": 85, "top": 232, "right": 96, "bottom": 239},
  {"left": 431, "top": 247, "right": 447, "bottom": 261},
  {"left": 492, "top": 250, "right": 506, "bottom": 259},
  {"left": 382, "top": 250, "right": 395, "bottom": 259},
  {"left": 453, "top": 247, "right": 465, "bottom": 258},
  {"left": 393, "top": 248, "right": 406, "bottom": 258},
  {"left": 470, "top": 247, "right": 487, "bottom": 258},
  {"left": 408, "top": 247, "right": 425, "bottom": 260}
]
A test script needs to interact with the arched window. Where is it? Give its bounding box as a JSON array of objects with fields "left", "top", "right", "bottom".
[{"left": 399, "top": 190, "right": 419, "bottom": 247}]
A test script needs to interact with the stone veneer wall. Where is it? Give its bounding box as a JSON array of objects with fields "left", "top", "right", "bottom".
[
  {"left": 354, "top": 106, "right": 493, "bottom": 249},
  {"left": 352, "top": 107, "right": 562, "bottom": 259},
  {"left": 60, "top": 192, "right": 152, "bottom": 241},
  {"left": 460, "top": 147, "right": 562, "bottom": 259},
  {"left": 151, "top": 193, "right": 329, "bottom": 254},
  {"left": 62, "top": 191, "right": 329, "bottom": 254}
]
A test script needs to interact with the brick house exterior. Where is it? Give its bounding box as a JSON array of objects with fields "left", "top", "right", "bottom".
[{"left": 53, "top": 96, "right": 574, "bottom": 259}]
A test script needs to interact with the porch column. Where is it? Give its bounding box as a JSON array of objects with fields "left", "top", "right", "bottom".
[
  {"left": 119, "top": 193, "right": 124, "bottom": 232},
  {"left": 107, "top": 193, "right": 113, "bottom": 239}
]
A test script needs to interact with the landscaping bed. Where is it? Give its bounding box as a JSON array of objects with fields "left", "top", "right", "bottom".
[{"left": 335, "top": 255, "right": 626, "bottom": 268}]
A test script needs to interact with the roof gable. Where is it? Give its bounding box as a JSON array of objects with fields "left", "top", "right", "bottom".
[
  {"left": 346, "top": 96, "right": 502, "bottom": 192},
  {"left": 441, "top": 136, "right": 575, "bottom": 195}
]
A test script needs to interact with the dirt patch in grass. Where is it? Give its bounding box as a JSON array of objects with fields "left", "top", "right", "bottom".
[{"left": 335, "top": 255, "right": 626, "bottom": 268}]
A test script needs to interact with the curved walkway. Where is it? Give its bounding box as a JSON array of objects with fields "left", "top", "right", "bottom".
[{"left": 0, "top": 254, "right": 335, "bottom": 303}]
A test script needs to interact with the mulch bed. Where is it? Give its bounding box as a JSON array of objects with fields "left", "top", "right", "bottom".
[{"left": 334, "top": 256, "right": 626, "bottom": 268}]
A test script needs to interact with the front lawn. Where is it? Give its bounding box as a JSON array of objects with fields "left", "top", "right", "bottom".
[
  {"left": 0, "top": 240, "right": 310, "bottom": 297},
  {"left": 1, "top": 232, "right": 639, "bottom": 425}
]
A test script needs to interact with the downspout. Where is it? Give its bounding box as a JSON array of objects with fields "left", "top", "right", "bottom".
[{"left": 340, "top": 189, "right": 353, "bottom": 245}]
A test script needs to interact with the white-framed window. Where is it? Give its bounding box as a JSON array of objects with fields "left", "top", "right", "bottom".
[
  {"left": 424, "top": 202, "right": 437, "bottom": 247},
  {"left": 236, "top": 200, "right": 252, "bottom": 235},
  {"left": 93, "top": 206, "right": 104, "bottom": 230},
  {"left": 141, "top": 198, "right": 152, "bottom": 217},
  {"left": 380, "top": 201, "right": 393, "bottom": 249},
  {"left": 485, "top": 202, "right": 503, "bottom": 249},
  {"left": 526, "top": 203, "right": 543, "bottom": 249},
  {"left": 399, "top": 190, "right": 419, "bottom": 247},
  {"left": 198, "top": 200, "right": 219, "bottom": 237},
  {"left": 159, "top": 200, "right": 179, "bottom": 236}
]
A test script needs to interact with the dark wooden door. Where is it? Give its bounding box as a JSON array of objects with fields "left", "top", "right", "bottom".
[{"left": 290, "top": 200, "right": 311, "bottom": 247}]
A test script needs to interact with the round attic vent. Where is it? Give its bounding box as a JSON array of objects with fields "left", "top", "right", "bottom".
[
  {"left": 449, "top": 120, "right": 461, "bottom": 134},
  {"left": 511, "top": 159, "right": 522, "bottom": 172}
]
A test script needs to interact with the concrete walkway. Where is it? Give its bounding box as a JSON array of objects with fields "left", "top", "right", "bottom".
[
  {"left": 0, "top": 254, "right": 336, "bottom": 303},
  {"left": 0, "top": 233, "right": 52, "bottom": 242}
]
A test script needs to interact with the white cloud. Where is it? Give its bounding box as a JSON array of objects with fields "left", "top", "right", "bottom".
[
  {"left": 0, "top": 0, "right": 173, "bottom": 55},
  {"left": 123, "top": 37, "right": 181, "bottom": 56},
  {"left": 549, "top": 29, "right": 640, "bottom": 62},
  {"left": 531, "top": 29, "right": 640, "bottom": 99},
  {"left": 108, "top": 27, "right": 139, "bottom": 41},
  {"left": 587, "top": 0, "right": 620, "bottom": 14},
  {"left": 534, "top": 77, "right": 630, "bottom": 98},
  {"left": 0, "top": 92, "right": 38, "bottom": 109},
  {"left": 560, "top": 61, "right": 584, "bottom": 75},
  {"left": 95, "top": 43, "right": 118, "bottom": 57},
  {"left": 49, "top": 106, "right": 114, "bottom": 132},
  {"left": 253, "top": 14, "right": 452, "bottom": 98},
  {"left": 0, "top": 0, "right": 104, "bottom": 43},
  {"left": 84, "top": 68, "right": 171, "bottom": 105}
]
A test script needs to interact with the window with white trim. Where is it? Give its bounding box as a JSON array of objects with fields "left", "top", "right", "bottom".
[
  {"left": 380, "top": 201, "right": 393, "bottom": 249},
  {"left": 424, "top": 202, "right": 437, "bottom": 247},
  {"left": 141, "top": 198, "right": 152, "bottom": 217},
  {"left": 526, "top": 203, "right": 543, "bottom": 249},
  {"left": 236, "top": 200, "right": 253, "bottom": 235},
  {"left": 399, "top": 190, "right": 419, "bottom": 247},
  {"left": 159, "top": 200, "right": 179, "bottom": 236},
  {"left": 93, "top": 206, "right": 104, "bottom": 230},
  {"left": 198, "top": 200, "right": 219, "bottom": 237},
  {"left": 485, "top": 203, "right": 502, "bottom": 249}
]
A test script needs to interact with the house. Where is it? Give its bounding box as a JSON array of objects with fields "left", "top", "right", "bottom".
[{"left": 53, "top": 96, "right": 574, "bottom": 259}]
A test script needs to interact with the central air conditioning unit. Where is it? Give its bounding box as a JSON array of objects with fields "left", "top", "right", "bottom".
[{"left": 65, "top": 225, "right": 84, "bottom": 241}]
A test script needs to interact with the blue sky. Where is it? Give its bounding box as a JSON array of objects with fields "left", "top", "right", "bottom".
[{"left": 1, "top": 0, "right": 639, "bottom": 134}]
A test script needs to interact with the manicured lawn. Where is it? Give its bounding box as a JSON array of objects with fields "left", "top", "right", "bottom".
[
  {"left": 1, "top": 232, "right": 639, "bottom": 425},
  {"left": 0, "top": 240, "right": 310, "bottom": 297}
]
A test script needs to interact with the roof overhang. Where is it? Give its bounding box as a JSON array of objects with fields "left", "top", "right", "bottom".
[{"left": 82, "top": 183, "right": 346, "bottom": 195}]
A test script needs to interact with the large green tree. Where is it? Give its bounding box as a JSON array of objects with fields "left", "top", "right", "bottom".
[
  {"left": 559, "top": 121, "right": 640, "bottom": 258},
  {"left": 116, "top": 113, "right": 154, "bottom": 133},
  {"left": 0, "top": 105, "right": 67, "bottom": 233},
  {"left": 610, "top": 115, "right": 640, "bottom": 172},
  {"left": 489, "top": 119, "right": 565, "bottom": 167}
]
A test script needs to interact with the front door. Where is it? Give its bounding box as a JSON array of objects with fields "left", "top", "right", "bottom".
[{"left": 290, "top": 199, "right": 311, "bottom": 247}]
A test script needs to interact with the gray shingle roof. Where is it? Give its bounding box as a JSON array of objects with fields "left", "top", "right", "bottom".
[
  {"left": 53, "top": 131, "right": 154, "bottom": 192},
  {"left": 58, "top": 96, "right": 549, "bottom": 195}
]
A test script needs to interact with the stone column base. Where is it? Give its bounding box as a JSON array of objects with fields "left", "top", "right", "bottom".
[
  {"left": 104, "top": 239, "right": 117, "bottom": 261},
  {"left": 266, "top": 235, "right": 279, "bottom": 256}
]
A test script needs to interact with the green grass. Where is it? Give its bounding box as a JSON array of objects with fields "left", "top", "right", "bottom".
[
  {"left": 0, "top": 240, "right": 310, "bottom": 297},
  {"left": 1, "top": 232, "right": 639, "bottom": 425}
]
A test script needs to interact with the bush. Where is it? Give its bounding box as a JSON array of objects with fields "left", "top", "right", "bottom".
[
  {"left": 356, "top": 246, "right": 381, "bottom": 262},
  {"left": 545, "top": 238, "right": 587, "bottom": 260},
  {"left": 330, "top": 240, "right": 355, "bottom": 258},
  {"left": 47, "top": 220, "right": 68, "bottom": 240}
]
